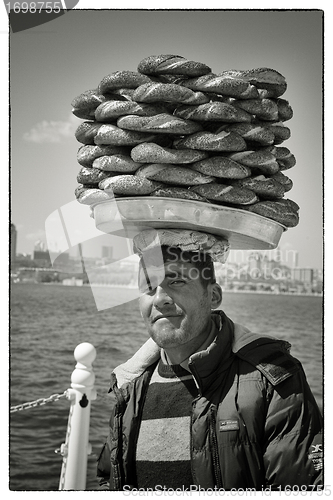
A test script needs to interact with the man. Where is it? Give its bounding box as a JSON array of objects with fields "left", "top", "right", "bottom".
[{"left": 97, "top": 229, "right": 323, "bottom": 491}]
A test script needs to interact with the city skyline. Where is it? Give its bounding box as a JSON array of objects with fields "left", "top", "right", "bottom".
[
  {"left": 11, "top": 221, "right": 321, "bottom": 275},
  {"left": 7, "top": 9, "right": 323, "bottom": 268}
]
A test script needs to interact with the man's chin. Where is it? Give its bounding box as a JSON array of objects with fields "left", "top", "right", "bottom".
[{"left": 149, "top": 324, "right": 181, "bottom": 349}]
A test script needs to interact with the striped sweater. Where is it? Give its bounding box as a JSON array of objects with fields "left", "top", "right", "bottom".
[{"left": 135, "top": 353, "right": 199, "bottom": 489}]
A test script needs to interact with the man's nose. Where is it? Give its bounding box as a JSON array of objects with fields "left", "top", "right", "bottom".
[{"left": 153, "top": 285, "right": 174, "bottom": 309}]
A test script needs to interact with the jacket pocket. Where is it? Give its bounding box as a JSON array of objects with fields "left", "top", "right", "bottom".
[
  {"left": 97, "top": 442, "right": 110, "bottom": 473},
  {"left": 110, "top": 458, "right": 123, "bottom": 491},
  {"left": 97, "top": 442, "right": 111, "bottom": 489}
]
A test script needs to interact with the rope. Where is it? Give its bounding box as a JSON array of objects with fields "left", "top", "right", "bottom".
[{"left": 10, "top": 391, "right": 68, "bottom": 413}]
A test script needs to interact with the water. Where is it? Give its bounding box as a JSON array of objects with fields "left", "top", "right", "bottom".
[{"left": 9, "top": 283, "right": 323, "bottom": 491}]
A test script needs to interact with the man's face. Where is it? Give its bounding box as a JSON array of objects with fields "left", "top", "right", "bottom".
[{"left": 139, "top": 258, "right": 214, "bottom": 351}]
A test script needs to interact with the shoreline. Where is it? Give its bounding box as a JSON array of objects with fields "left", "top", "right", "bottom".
[{"left": 12, "top": 281, "right": 323, "bottom": 298}]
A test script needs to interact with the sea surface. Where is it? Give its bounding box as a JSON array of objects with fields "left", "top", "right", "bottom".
[{"left": 9, "top": 283, "right": 324, "bottom": 491}]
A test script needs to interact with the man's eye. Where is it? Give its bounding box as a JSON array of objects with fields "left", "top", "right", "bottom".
[{"left": 170, "top": 279, "right": 186, "bottom": 286}]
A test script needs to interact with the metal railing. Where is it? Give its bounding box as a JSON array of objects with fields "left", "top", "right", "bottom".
[
  {"left": 10, "top": 391, "right": 68, "bottom": 412},
  {"left": 10, "top": 342, "right": 97, "bottom": 491}
]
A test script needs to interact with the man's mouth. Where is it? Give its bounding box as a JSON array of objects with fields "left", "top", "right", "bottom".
[{"left": 152, "top": 314, "right": 182, "bottom": 323}]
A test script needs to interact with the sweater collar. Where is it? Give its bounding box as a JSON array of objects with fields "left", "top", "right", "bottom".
[
  {"left": 186, "top": 310, "right": 235, "bottom": 394},
  {"left": 112, "top": 310, "right": 283, "bottom": 390},
  {"left": 161, "top": 318, "right": 218, "bottom": 373}
]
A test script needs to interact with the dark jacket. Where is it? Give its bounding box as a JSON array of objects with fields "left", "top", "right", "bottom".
[{"left": 97, "top": 311, "right": 323, "bottom": 490}]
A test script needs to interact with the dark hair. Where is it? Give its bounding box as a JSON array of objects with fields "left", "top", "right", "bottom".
[{"left": 139, "top": 245, "right": 216, "bottom": 289}]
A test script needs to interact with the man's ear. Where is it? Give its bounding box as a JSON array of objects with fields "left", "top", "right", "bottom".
[{"left": 210, "top": 282, "right": 222, "bottom": 309}]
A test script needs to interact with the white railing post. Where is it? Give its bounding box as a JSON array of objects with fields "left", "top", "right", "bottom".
[{"left": 58, "top": 342, "right": 97, "bottom": 490}]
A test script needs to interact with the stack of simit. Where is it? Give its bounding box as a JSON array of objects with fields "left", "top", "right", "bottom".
[{"left": 73, "top": 54, "right": 299, "bottom": 228}]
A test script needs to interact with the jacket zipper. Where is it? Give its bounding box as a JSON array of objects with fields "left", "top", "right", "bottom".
[
  {"left": 189, "top": 360, "right": 223, "bottom": 489},
  {"left": 112, "top": 383, "right": 127, "bottom": 491},
  {"left": 190, "top": 395, "right": 202, "bottom": 484},
  {"left": 209, "top": 406, "right": 223, "bottom": 488}
]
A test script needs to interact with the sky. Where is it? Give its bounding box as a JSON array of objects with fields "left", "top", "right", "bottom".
[{"left": 5, "top": 7, "right": 324, "bottom": 269}]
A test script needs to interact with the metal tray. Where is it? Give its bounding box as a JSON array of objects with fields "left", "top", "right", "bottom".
[{"left": 92, "top": 197, "right": 286, "bottom": 250}]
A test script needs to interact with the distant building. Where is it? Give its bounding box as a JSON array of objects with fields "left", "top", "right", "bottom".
[
  {"left": 273, "top": 246, "right": 282, "bottom": 263},
  {"left": 33, "top": 240, "right": 51, "bottom": 266},
  {"left": 53, "top": 251, "right": 70, "bottom": 265},
  {"left": 11, "top": 223, "right": 17, "bottom": 263},
  {"left": 261, "top": 255, "right": 275, "bottom": 277},
  {"left": 33, "top": 240, "right": 42, "bottom": 251},
  {"left": 248, "top": 252, "right": 263, "bottom": 277},
  {"left": 291, "top": 267, "right": 314, "bottom": 284}
]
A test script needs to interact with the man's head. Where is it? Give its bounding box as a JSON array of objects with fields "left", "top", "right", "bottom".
[
  {"left": 139, "top": 245, "right": 217, "bottom": 290},
  {"left": 138, "top": 245, "right": 222, "bottom": 358}
]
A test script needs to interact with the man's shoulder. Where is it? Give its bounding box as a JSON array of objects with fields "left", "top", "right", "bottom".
[
  {"left": 211, "top": 311, "right": 301, "bottom": 387},
  {"left": 112, "top": 337, "right": 160, "bottom": 389},
  {"left": 211, "top": 310, "right": 301, "bottom": 387},
  {"left": 233, "top": 330, "right": 301, "bottom": 386}
]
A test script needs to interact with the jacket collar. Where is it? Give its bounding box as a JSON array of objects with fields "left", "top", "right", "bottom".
[
  {"left": 113, "top": 310, "right": 232, "bottom": 389},
  {"left": 187, "top": 310, "right": 234, "bottom": 394},
  {"left": 112, "top": 310, "right": 293, "bottom": 389}
]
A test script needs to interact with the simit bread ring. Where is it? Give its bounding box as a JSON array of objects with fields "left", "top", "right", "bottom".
[
  {"left": 246, "top": 199, "right": 299, "bottom": 227},
  {"left": 76, "top": 166, "right": 114, "bottom": 185},
  {"left": 183, "top": 74, "right": 259, "bottom": 99},
  {"left": 173, "top": 102, "right": 252, "bottom": 122},
  {"left": 220, "top": 68, "right": 287, "bottom": 98},
  {"left": 270, "top": 171, "right": 293, "bottom": 192},
  {"left": 137, "top": 54, "right": 211, "bottom": 77},
  {"left": 218, "top": 123, "right": 275, "bottom": 146},
  {"left": 262, "top": 146, "right": 296, "bottom": 170},
  {"left": 189, "top": 156, "right": 251, "bottom": 179},
  {"left": 92, "top": 154, "right": 143, "bottom": 173},
  {"left": 110, "top": 88, "right": 136, "bottom": 100},
  {"left": 98, "top": 71, "right": 153, "bottom": 94},
  {"left": 71, "top": 89, "right": 128, "bottom": 120},
  {"left": 277, "top": 98, "right": 293, "bottom": 121},
  {"left": 99, "top": 174, "right": 162, "bottom": 196},
  {"left": 173, "top": 130, "right": 247, "bottom": 152},
  {"left": 132, "top": 82, "right": 209, "bottom": 105},
  {"left": 228, "top": 97, "right": 292, "bottom": 122},
  {"left": 94, "top": 124, "right": 158, "bottom": 146},
  {"left": 228, "top": 150, "right": 280, "bottom": 175},
  {"left": 151, "top": 186, "right": 207, "bottom": 202},
  {"left": 156, "top": 74, "right": 189, "bottom": 85},
  {"left": 117, "top": 113, "right": 203, "bottom": 135},
  {"left": 75, "top": 121, "right": 103, "bottom": 145},
  {"left": 135, "top": 163, "right": 214, "bottom": 185},
  {"left": 263, "top": 121, "right": 291, "bottom": 144},
  {"left": 75, "top": 185, "right": 112, "bottom": 205},
  {"left": 192, "top": 183, "right": 258, "bottom": 205},
  {"left": 282, "top": 198, "right": 299, "bottom": 212},
  {"left": 71, "top": 89, "right": 105, "bottom": 120},
  {"left": 95, "top": 100, "right": 167, "bottom": 121},
  {"left": 77, "top": 144, "right": 131, "bottom": 167},
  {"left": 131, "top": 142, "right": 209, "bottom": 164},
  {"left": 233, "top": 175, "right": 285, "bottom": 200},
  {"left": 230, "top": 98, "right": 279, "bottom": 121}
]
